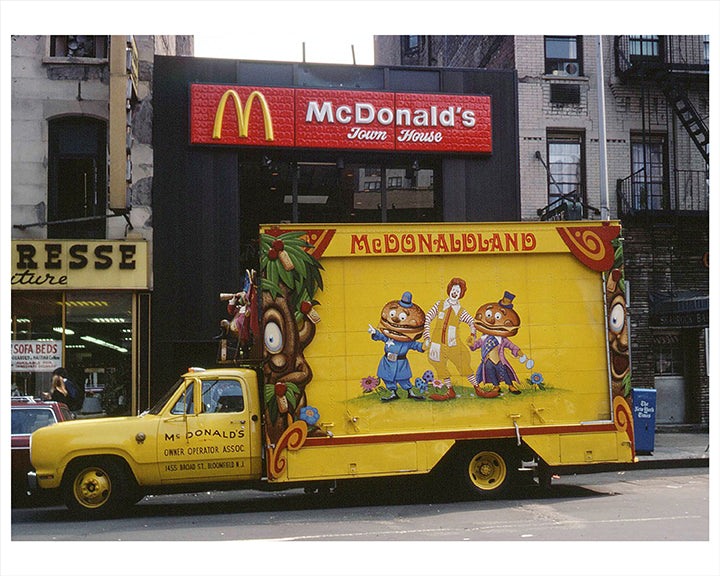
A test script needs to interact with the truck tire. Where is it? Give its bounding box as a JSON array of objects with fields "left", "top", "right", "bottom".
[
  {"left": 459, "top": 445, "right": 517, "bottom": 498},
  {"left": 62, "top": 457, "right": 134, "bottom": 517}
]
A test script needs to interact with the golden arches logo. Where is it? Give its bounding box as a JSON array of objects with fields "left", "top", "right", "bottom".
[{"left": 212, "top": 90, "right": 274, "bottom": 141}]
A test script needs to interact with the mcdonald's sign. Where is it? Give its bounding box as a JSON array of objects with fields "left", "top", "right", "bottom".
[
  {"left": 191, "top": 85, "right": 295, "bottom": 147},
  {"left": 212, "top": 90, "right": 274, "bottom": 141},
  {"left": 190, "top": 84, "right": 492, "bottom": 153}
]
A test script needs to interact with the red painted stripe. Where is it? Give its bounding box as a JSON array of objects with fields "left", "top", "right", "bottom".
[{"left": 304, "top": 423, "right": 617, "bottom": 447}]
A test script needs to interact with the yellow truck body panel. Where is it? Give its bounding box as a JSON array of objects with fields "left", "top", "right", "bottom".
[{"left": 259, "top": 222, "right": 634, "bottom": 481}]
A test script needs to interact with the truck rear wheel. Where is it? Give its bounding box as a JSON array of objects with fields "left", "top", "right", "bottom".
[
  {"left": 62, "top": 457, "right": 134, "bottom": 517},
  {"left": 460, "top": 446, "right": 517, "bottom": 498}
]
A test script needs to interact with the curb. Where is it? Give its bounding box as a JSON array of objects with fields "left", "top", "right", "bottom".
[{"left": 551, "top": 457, "right": 709, "bottom": 476}]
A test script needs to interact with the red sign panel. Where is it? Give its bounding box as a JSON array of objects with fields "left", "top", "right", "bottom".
[{"left": 190, "top": 84, "right": 492, "bottom": 153}]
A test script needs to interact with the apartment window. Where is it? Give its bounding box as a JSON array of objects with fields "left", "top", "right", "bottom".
[
  {"left": 628, "top": 35, "right": 661, "bottom": 60},
  {"left": 631, "top": 134, "right": 668, "bottom": 210},
  {"left": 544, "top": 36, "right": 582, "bottom": 76},
  {"left": 50, "top": 36, "right": 108, "bottom": 59},
  {"left": 47, "top": 117, "right": 107, "bottom": 239},
  {"left": 402, "top": 36, "right": 423, "bottom": 56},
  {"left": 547, "top": 133, "right": 585, "bottom": 205}
]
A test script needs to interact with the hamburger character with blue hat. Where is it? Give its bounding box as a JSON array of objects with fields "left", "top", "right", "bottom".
[{"left": 368, "top": 292, "right": 427, "bottom": 401}]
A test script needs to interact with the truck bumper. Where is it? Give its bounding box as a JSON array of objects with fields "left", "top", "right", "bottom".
[{"left": 27, "top": 471, "right": 38, "bottom": 495}]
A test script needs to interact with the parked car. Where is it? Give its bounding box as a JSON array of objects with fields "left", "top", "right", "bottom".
[{"left": 11, "top": 397, "right": 72, "bottom": 505}]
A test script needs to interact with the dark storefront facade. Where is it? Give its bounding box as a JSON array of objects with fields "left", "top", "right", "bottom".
[{"left": 151, "top": 57, "right": 520, "bottom": 403}]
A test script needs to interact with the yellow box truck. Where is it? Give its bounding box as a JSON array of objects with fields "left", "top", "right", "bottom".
[{"left": 29, "top": 221, "right": 635, "bottom": 517}]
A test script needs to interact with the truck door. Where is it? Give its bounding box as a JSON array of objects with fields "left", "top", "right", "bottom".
[{"left": 157, "top": 377, "right": 254, "bottom": 482}]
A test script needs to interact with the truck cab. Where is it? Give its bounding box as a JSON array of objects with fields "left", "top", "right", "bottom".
[
  {"left": 154, "top": 368, "right": 263, "bottom": 483},
  {"left": 29, "top": 367, "right": 263, "bottom": 516}
]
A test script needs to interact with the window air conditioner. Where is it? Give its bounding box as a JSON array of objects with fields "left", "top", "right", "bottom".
[{"left": 563, "top": 62, "right": 579, "bottom": 76}]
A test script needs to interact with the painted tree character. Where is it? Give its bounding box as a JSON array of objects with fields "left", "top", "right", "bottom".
[
  {"left": 607, "top": 268, "right": 630, "bottom": 398},
  {"left": 422, "top": 278, "right": 478, "bottom": 401},
  {"left": 368, "top": 292, "right": 427, "bottom": 402},
  {"left": 470, "top": 291, "right": 527, "bottom": 398}
]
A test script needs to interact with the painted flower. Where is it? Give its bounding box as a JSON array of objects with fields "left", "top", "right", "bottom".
[
  {"left": 422, "top": 370, "right": 435, "bottom": 383},
  {"left": 299, "top": 406, "right": 320, "bottom": 426},
  {"left": 530, "top": 373, "right": 544, "bottom": 386},
  {"left": 432, "top": 379, "right": 445, "bottom": 390},
  {"left": 361, "top": 376, "right": 380, "bottom": 392}
]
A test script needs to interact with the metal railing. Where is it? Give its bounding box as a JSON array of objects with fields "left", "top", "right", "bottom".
[
  {"left": 616, "top": 168, "right": 708, "bottom": 217},
  {"left": 615, "top": 35, "right": 710, "bottom": 77}
]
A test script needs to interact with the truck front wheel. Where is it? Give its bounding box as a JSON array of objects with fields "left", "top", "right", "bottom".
[
  {"left": 460, "top": 447, "right": 517, "bottom": 498},
  {"left": 62, "top": 457, "right": 134, "bottom": 517}
]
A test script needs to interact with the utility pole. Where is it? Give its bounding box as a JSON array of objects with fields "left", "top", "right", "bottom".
[{"left": 596, "top": 36, "right": 610, "bottom": 221}]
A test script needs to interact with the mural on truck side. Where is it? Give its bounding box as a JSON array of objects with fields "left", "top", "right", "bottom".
[
  {"left": 605, "top": 238, "right": 634, "bottom": 455},
  {"left": 367, "top": 292, "right": 427, "bottom": 402},
  {"left": 607, "top": 238, "right": 631, "bottom": 400},
  {"left": 363, "top": 287, "right": 545, "bottom": 403},
  {"left": 258, "top": 231, "right": 328, "bottom": 478},
  {"left": 471, "top": 291, "right": 537, "bottom": 398},
  {"left": 251, "top": 222, "right": 634, "bottom": 472}
]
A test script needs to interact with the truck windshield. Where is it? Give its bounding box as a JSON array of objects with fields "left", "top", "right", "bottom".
[{"left": 148, "top": 378, "right": 184, "bottom": 415}]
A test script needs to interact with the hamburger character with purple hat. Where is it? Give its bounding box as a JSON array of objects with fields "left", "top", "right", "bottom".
[
  {"left": 470, "top": 291, "right": 531, "bottom": 398},
  {"left": 368, "top": 292, "right": 427, "bottom": 401}
]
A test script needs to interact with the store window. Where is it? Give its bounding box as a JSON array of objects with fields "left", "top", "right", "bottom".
[
  {"left": 11, "top": 292, "right": 63, "bottom": 397},
  {"left": 10, "top": 291, "right": 133, "bottom": 416},
  {"left": 547, "top": 132, "right": 585, "bottom": 206},
  {"left": 630, "top": 134, "right": 668, "bottom": 210},
  {"left": 64, "top": 292, "right": 132, "bottom": 415},
  {"left": 544, "top": 36, "right": 582, "bottom": 76},
  {"left": 703, "top": 35, "right": 709, "bottom": 64},
  {"left": 347, "top": 163, "right": 438, "bottom": 223},
  {"left": 241, "top": 157, "right": 440, "bottom": 230},
  {"left": 47, "top": 117, "right": 107, "bottom": 239}
]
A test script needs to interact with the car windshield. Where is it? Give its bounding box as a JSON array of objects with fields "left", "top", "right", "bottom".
[
  {"left": 11, "top": 407, "right": 57, "bottom": 435},
  {"left": 148, "top": 378, "right": 184, "bottom": 415}
]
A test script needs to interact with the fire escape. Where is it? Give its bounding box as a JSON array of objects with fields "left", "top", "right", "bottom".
[
  {"left": 613, "top": 35, "right": 709, "bottom": 335},
  {"left": 614, "top": 35, "right": 709, "bottom": 218}
]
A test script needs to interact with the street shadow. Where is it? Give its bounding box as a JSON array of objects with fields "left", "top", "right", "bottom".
[{"left": 11, "top": 476, "right": 616, "bottom": 525}]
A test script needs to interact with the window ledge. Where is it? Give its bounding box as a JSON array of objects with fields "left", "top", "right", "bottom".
[
  {"left": 542, "top": 74, "right": 589, "bottom": 82},
  {"left": 43, "top": 57, "right": 108, "bottom": 66}
]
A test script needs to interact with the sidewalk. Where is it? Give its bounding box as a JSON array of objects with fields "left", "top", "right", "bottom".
[{"left": 635, "top": 430, "right": 710, "bottom": 468}]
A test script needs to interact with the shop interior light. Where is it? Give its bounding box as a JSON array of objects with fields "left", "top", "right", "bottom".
[
  {"left": 65, "top": 344, "right": 86, "bottom": 349},
  {"left": 62, "top": 300, "right": 109, "bottom": 308},
  {"left": 81, "top": 336, "right": 128, "bottom": 353},
  {"left": 53, "top": 327, "right": 76, "bottom": 335},
  {"left": 16, "top": 318, "right": 31, "bottom": 323},
  {"left": 90, "top": 317, "right": 129, "bottom": 323}
]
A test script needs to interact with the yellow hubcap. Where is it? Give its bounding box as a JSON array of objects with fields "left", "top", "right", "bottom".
[
  {"left": 73, "top": 467, "right": 111, "bottom": 509},
  {"left": 468, "top": 451, "right": 507, "bottom": 491}
]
